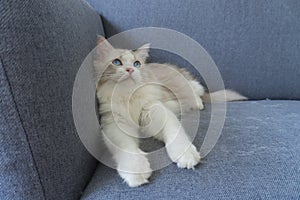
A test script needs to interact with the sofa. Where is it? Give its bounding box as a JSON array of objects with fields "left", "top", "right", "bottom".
[{"left": 0, "top": 0, "right": 299, "bottom": 199}]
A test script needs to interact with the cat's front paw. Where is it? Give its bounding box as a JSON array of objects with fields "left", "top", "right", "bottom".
[
  {"left": 118, "top": 171, "right": 151, "bottom": 187},
  {"left": 176, "top": 145, "right": 201, "bottom": 169},
  {"left": 117, "top": 155, "right": 152, "bottom": 187}
]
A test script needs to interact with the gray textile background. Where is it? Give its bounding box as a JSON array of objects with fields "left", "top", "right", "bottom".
[
  {"left": 0, "top": 0, "right": 104, "bottom": 199},
  {"left": 82, "top": 101, "right": 300, "bottom": 200},
  {"left": 87, "top": 0, "right": 300, "bottom": 100}
]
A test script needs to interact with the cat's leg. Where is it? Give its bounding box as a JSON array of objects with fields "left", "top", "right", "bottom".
[
  {"left": 165, "top": 81, "right": 205, "bottom": 112},
  {"left": 141, "top": 102, "right": 200, "bottom": 169},
  {"left": 102, "top": 122, "right": 152, "bottom": 187},
  {"left": 161, "top": 110, "right": 201, "bottom": 169}
]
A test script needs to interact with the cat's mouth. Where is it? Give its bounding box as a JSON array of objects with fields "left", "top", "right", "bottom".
[{"left": 118, "top": 73, "right": 137, "bottom": 83}]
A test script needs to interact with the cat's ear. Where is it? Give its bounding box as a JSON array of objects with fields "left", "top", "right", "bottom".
[
  {"left": 135, "top": 43, "right": 150, "bottom": 61},
  {"left": 96, "top": 35, "right": 114, "bottom": 59}
]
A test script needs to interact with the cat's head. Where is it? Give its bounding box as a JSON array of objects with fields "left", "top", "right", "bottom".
[{"left": 94, "top": 35, "right": 150, "bottom": 85}]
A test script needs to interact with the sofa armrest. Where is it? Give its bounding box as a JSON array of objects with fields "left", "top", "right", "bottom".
[{"left": 0, "top": 0, "right": 103, "bottom": 199}]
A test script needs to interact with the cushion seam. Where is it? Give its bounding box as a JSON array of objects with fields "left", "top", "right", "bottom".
[
  {"left": 0, "top": 57, "right": 46, "bottom": 199},
  {"left": 98, "top": 14, "right": 107, "bottom": 37}
]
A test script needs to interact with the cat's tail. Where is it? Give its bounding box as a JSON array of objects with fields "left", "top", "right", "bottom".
[{"left": 202, "top": 89, "right": 248, "bottom": 103}]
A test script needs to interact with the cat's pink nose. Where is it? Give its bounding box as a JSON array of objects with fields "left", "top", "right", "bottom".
[{"left": 126, "top": 67, "right": 134, "bottom": 74}]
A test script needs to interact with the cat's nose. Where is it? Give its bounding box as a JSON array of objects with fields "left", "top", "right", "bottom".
[{"left": 126, "top": 67, "right": 134, "bottom": 74}]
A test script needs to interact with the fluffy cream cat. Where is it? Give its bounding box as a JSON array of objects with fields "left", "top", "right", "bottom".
[{"left": 94, "top": 35, "right": 246, "bottom": 187}]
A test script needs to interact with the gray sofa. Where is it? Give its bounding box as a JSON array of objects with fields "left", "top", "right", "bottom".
[{"left": 0, "top": 0, "right": 299, "bottom": 199}]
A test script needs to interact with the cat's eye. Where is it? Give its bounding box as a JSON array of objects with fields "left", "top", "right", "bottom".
[
  {"left": 133, "top": 61, "right": 141, "bottom": 68},
  {"left": 112, "top": 59, "right": 122, "bottom": 66}
]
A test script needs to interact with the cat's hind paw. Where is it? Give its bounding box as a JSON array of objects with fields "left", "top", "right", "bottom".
[
  {"left": 188, "top": 97, "right": 204, "bottom": 111},
  {"left": 196, "top": 98, "right": 204, "bottom": 110}
]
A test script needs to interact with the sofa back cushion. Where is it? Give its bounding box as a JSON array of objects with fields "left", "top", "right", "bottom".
[{"left": 87, "top": 0, "right": 300, "bottom": 100}]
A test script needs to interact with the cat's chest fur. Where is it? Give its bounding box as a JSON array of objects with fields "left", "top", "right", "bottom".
[{"left": 97, "top": 79, "right": 162, "bottom": 124}]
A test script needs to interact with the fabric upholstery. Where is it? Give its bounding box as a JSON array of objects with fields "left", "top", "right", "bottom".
[
  {"left": 0, "top": 60, "right": 45, "bottom": 199},
  {"left": 86, "top": 0, "right": 300, "bottom": 100},
  {"left": 81, "top": 101, "right": 300, "bottom": 199},
  {"left": 0, "top": 0, "right": 104, "bottom": 199}
]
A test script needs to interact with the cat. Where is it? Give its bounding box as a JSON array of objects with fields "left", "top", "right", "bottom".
[{"left": 94, "top": 35, "right": 247, "bottom": 187}]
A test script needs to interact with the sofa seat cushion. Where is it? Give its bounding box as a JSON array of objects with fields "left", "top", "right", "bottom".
[{"left": 81, "top": 100, "right": 300, "bottom": 200}]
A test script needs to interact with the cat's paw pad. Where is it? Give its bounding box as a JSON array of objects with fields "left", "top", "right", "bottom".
[{"left": 176, "top": 145, "right": 201, "bottom": 169}]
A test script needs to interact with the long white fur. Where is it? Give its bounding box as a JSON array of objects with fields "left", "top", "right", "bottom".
[{"left": 94, "top": 36, "right": 246, "bottom": 187}]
